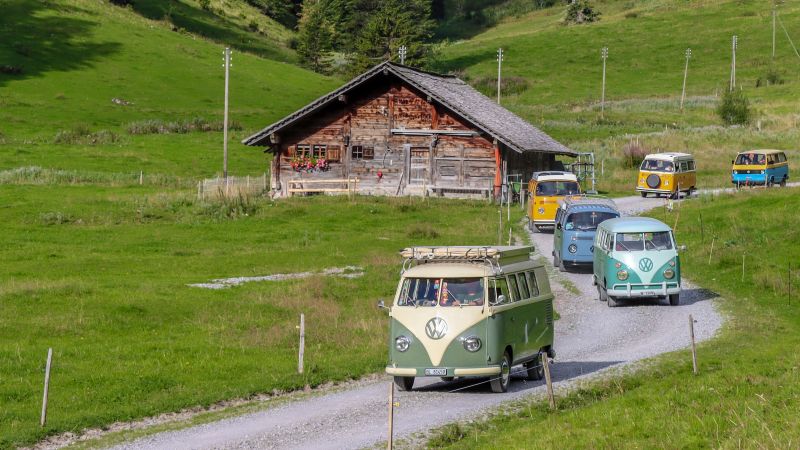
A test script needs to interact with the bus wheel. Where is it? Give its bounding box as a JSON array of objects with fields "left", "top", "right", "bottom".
[
  {"left": 525, "top": 353, "right": 545, "bottom": 381},
  {"left": 490, "top": 352, "right": 511, "bottom": 393},
  {"left": 669, "top": 293, "right": 680, "bottom": 306},
  {"left": 597, "top": 285, "right": 607, "bottom": 302},
  {"left": 607, "top": 295, "right": 619, "bottom": 307},
  {"left": 394, "top": 376, "right": 414, "bottom": 391},
  {"left": 780, "top": 178, "right": 787, "bottom": 187},
  {"left": 440, "top": 376, "right": 454, "bottom": 382},
  {"left": 640, "top": 191, "right": 647, "bottom": 198}
]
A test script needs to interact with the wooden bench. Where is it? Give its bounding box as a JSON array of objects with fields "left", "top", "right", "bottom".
[
  {"left": 427, "top": 185, "right": 492, "bottom": 199},
  {"left": 287, "top": 178, "right": 360, "bottom": 197}
]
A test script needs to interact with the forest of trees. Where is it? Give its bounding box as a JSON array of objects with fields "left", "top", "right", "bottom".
[{"left": 251, "top": 0, "right": 593, "bottom": 76}]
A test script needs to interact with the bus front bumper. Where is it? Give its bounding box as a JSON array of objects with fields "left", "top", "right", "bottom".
[
  {"left": 732, "top": 174, "right": 767, "bottom": 185},
  {"left": 386, "top": 366, "right": 501, "bottom": 377},
  {"left": 636, "top": 186, "right": 675, "bottom": 194},
  {"left": 609, "top": 282, "right": 680, "bottom": 298}
]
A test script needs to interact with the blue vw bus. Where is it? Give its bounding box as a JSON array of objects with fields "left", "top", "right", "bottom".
[
  {"left": 593, "top": 217, "right": 681, "bottom": 307},
  {"left": 731, "top": 149, "right": 789, "bottom": 187},
  {"left": 553, "top": 197, "right": 619, "bottom": 271}
]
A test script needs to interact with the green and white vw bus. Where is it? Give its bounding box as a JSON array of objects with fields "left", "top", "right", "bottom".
[
  {"left": 593, "top": 218, "right": 681, "bottom": 307},
  {"left": 384, "top": 246, "right": 555, "bottom": 393}
]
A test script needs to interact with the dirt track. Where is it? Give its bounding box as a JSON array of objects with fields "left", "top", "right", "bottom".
[{"left": 108, "top": 195, "right": 722, "bottom": 450}]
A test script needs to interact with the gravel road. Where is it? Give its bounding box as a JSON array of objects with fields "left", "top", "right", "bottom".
[{"left": 109, "top": 195, "right": 722, "bottom": 450}]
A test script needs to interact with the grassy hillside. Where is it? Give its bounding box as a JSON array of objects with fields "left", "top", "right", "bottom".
[
  {"left": 431, "top": 187, "right": 800, "bottom": 448},
  {"left": 0, "top": 0, "right": 339, "bottom": 177},
  {"left": 434, "top": 0, "right": 800, "bottom": 192}
]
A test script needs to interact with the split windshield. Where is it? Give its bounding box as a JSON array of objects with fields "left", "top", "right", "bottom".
[
  {"left": 735, "top": 153, "right": 766, "bottom": 165},
  {"left": 640, "top": 159, "right": 674, "bottom": 172},
  {"left": 536, "top": 181, "right": 580, "bottom": 196},
  {"left": 397, "top": 277, "right": 485, "bottom": 307},
  {"left": 614, "top": 231, "right": 673, "bottom": 252},
  {"left": 565, "top": 211, "right": 618, "bottom": 231}
]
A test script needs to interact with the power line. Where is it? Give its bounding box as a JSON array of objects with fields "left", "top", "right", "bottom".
[{"left": 778, "top": 15, "right": 800, "bottom": 61}]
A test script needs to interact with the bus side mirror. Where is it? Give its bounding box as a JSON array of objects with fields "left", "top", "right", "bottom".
[
  {"left": 377, "top": 299, "right": 388, "bottom": 310},
  {"left": 556, "top": 223, "right": 562, "bottom": 230},
  {"left": 731, "top": 160, "right": 734, "bottom": 164},
  {"left": 497, "top": 294, "right": 507, "bottom": 304},
  {"left": 678, "top": 245, "right": 687, "bottom": 252}
]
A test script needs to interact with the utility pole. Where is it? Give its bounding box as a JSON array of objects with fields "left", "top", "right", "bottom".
[
  {"left": 773, "top": 6, "right": 777, "bottom": 59},
  {"left": 398, "top": 45, "right": 407, "bottom": 65},
  {"left": 600, "top": 47, "right": 608, "bottom": 118},
  {"left": 730, "top": 35, "right": 737, "bottom": 92},
  {"left": 496, "top": 47, "right": 504, "bottom": 104},
  {"left": 680, "top": 48, "right": 692, "bottom": 111},
  {"left": 222, "top": 47, "right": 231, "bottom": 184}
]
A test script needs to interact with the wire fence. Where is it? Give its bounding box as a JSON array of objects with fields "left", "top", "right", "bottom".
[{"left": 197, "top": 174, "right": 269, "bottom": 200}]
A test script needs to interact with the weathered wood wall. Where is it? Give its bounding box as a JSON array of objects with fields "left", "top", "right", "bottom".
[{"left": 269, "top": 79, "right": 548, "bottom": 199}]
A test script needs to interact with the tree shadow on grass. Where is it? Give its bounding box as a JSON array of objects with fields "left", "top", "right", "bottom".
[
  {"left": 0, "top": 1, "right": 122, "bottom": 88},
  {"left": 124, "top": 0, "right": 293, "bottom": 62}
]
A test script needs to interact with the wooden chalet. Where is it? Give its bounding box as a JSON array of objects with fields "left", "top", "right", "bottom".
[{"left": 242, "top": 61, "right": 576, "bottom": 199}]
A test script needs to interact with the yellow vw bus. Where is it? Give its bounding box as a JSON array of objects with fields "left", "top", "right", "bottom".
[
  {"left": 636, "top": 153, "right": 696, "bottom": 198},
  {"left": 385, "top": 246, "right": 555, "bottom": 393},
  {"left": 527, "top": 171, "right": 581, "bottom": 232}
]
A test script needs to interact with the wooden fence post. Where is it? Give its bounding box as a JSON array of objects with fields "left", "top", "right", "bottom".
[
  {"left": 139, "top": 171, "right": 143, "bottom": 185},
  {"left": 387, "top": 382, "right": 395, "bottom": 450},
  {"left": 689, "top": 315, "right": 698, "bottom": 375},
  {"left": 40, "top": 348, "right": 53, "bottom": 427},
  {"left": 542, "top": 353, "right": 555, "bottom": 410},
  {"left": 298, "top": 314, "right": 305, "bottom": 374},
  {"left": 708, "top": 237, "right": 715, "bottom": 265}
]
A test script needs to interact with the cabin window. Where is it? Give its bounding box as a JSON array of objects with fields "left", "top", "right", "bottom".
[
  {"left": 295, "top": 144, "right": 311, "bottom": 158},
  {"left": 526, "top": 271, "right": 540, "bottom": 297},
  {"left": 517, "top": 273, "right": 530, "bottom": 299},
  {"left": 678, "top": 162, "right": 688, "bottom": 172},
  {"left": 312, "top": 144, "right": 327, "bottom": 159},
  {"left": 687, "top": 160, "right": 696, "bottom": 171},
  {"left": 351, "top": 145, "right": 374, "bottom": 160},
  {"left": 778, "top": 152, "right": 787, "bottom": 163},
  {"left": 327, "top": 145, "right": 341, "bottom": 162},
  {"left": 507, "top": 275, "right": 521, "bottom": 302}
]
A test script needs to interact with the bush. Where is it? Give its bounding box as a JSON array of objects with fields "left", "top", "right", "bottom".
[
  {"left": 53, "top": 126, "right": 120, "bottom": 145},
  {"left": 621, "top": 140, "right": 648, "bottom": 169},
  {"left": 717, "top": 88, "right": 751, "bottom": 125},
  {"left": 564, "top": 0, "right": 601, "bottom": 24},
  {"left": 0, "top": 65, "right": 23, "bottom": 75},
  {"left": 468, "top": 75, "right": 531, "bottom": 98},
  {"left": 198, "top": 0, "right": 211, "bottom": 10},
  {"left": 126, "top": 118, "right": 242, "bottom": 135},
  {"left": 755, "top": 67, "right": 784, "bottom": 87}
]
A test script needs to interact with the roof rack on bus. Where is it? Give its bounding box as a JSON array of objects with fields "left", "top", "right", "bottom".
[
  {"left": 559, "top": 195, "right": 618, "bottom": 210},
  {"left": 399, "top": 246, "right": 533, "bottom": 274}
]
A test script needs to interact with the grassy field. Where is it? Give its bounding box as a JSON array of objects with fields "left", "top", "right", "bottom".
[
  {"left": 0, "top": 0, "right": 339, "bottom": 178},
  {"left": 429, "top": 187, "right": 800, "bottom": 448},
  {"left": 0, "top": 177, "right": 527, "bottom": 447},
  {"left": 434, "top": 0, "right": 800, "bottom": 194}
]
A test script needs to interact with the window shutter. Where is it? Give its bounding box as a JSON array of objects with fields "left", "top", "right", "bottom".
[{"left": 328, "top": 146, "right": 341, "bottom": 161}]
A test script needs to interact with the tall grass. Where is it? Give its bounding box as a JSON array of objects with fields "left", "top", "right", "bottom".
[
  {"left": 127, "top": 118, "right": 243, "bottom": 135},
  {"left": 0, "top": 166, "right": 193, "bottom": 188}
]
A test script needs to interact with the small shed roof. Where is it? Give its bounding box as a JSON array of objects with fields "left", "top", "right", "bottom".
[{"left": 242, "top": 61, "right": 576, "bottom": 156}]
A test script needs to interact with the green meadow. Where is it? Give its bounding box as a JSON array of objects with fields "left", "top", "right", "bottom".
[{"left": 430, "top": 187, "right": 800, "bottom": 448}]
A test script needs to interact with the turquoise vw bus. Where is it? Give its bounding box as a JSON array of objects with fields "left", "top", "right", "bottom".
[
  {"left": 385, "top": 246, "right": 555, "bottom": 393},
  {"left": 553, "top": 197, "right": 619, "bottom": 271},
  {"left": 593, "top": 218, "right": 681, "bottom": 307}
]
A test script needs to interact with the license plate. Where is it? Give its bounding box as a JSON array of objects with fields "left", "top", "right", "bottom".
[
  {"left": 424, "top": 368, "right": 447, "bottom": 376},
  {"left": 641, "top": 291, "right": 657, "bottom": 296}
]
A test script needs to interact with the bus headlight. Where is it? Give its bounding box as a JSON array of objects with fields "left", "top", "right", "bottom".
[
  {"left": 568, "top": 244, "right": 578, "bottom": 253},
  {"left": 663, "top": 268, "right": 675, "bottom": 279},
  {"left": 395, "top": 336, "right": 411, "bottom": 352},
  {"left": 761, "top": 170, "right": 766, "bottom": 174},
  {"left": 462, "top": 336, "right": 482, "bottom": 352},
  {"left": 617, "top": 270, "right": 629, "bottom": 281},
  {"left": 537, "top": 208, "right": 545, "bottom": 214}
]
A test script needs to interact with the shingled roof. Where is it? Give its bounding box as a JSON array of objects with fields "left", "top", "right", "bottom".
[{"left": 242, "top": 61, "right": 576, "bottom": 156}]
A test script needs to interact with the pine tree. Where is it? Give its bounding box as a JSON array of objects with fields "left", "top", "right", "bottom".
[
  {"left": 296, "top": 1, "right": 334, "bottom": 74},
  {"left": 351, "top": 0, "right": 434, "bottom": 74}
]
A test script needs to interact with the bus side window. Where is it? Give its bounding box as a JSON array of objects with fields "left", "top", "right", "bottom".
[
  {"left": 688, "top": 160, "right": 696, "bottom": 171},
  {"left": 507, "top": 275, "right": 521, "bottom": 302},
  {"left": 526, "top": 271, "right": 540, "bottom": 297},
  {"left": 517, "top": 273, "right": 530, "bottom": 299},
  {"left": 490, "top": 278, "right": 510, "bottom": 304},
  {"left": 779, "top": 153, "right": 787, "bottom": 163}
]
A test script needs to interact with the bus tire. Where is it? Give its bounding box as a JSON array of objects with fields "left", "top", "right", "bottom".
[
  {"left": 669, "top": 293, "right": 680, "bottom": 306},
  {"left": 640, "top": 191, "right": 647, "bottom": 198},
  {"left": 558, "top": 258, "right": 566, "bottom": 272},
  {"left": 440, "top": 376, "right": 454, "bottom": 382},
  {"left": 607, "top": 295, "right": 619, "bottom": 307},
  {"left": 780, "top": 177, "right": 787, "bottom": 187},
  {"left": 394, "top": 376, "right": 414, "bottom": 391},
  {"left": 490, "top": 351, "right": 511, "bottom": 393},
  {"left": 525, "top": 352, "right": 545, "bottom": 381},
  {"left": 597, "top": 284, "right": 607, "bottom": 302}
]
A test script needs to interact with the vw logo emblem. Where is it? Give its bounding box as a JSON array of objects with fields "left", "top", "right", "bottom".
[
  {"left": 638, "top": 258, "right": 654, "bottom": 272},
  {"left": 425, "top": 317, "right": 448, "bottom": 340}
]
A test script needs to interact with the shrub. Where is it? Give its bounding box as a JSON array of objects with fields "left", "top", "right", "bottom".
[
  {"left": 40, "top": 212, "right": 75, "bottom": 226},
  {"left": 564, "top": 0, "right": 601, "bottom": 24},
  {"left": 717, "top": 88, "right": 751, "bottom": 125},
  {"left": 127, "top": 118, "right": 241, "bottom": 135},
  {"left": 109, "top": 0, "right": 134, "bottom": 6},
  {"left": 407, "top": 224, "right": 440, "bottom": 239},
  {"left": 469, "top": 75, "right": 531, "bottom": 98},
  {"left": 755, "top": 67, "right": 784, "bottom": 87},
  {"left": 53, "top": 126, "right": 120, "bottom": 145},
  {"left": 0, "top": 65, "right": 23, "bottom": 75},
  {"left": 198, "top": 0, "right": 211, "bottom": 10},
  {"left": 621, "top": 140, "right": 648, "bottom": 169}
]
